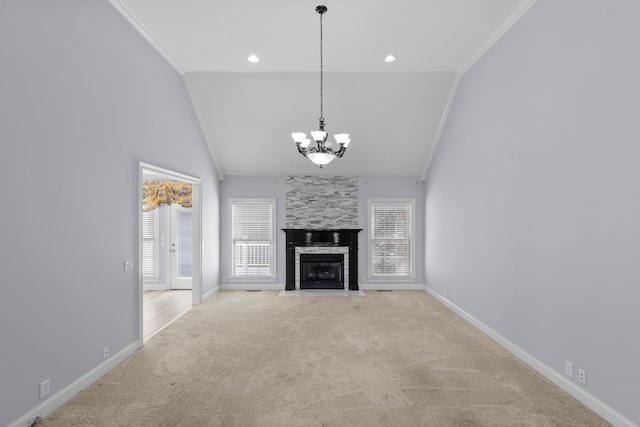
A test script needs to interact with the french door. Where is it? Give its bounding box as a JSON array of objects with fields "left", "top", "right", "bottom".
[{"left": 169, "top": 204, "right": 193, "bottom": 290}]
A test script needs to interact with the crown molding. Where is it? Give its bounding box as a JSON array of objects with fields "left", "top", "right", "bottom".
[
  {"left": 421, "top": 73, "right": 461, "bottom": 181},
  {"left": 182, "top": 73, "right": 225, "bottom": 181},
  {"left": 459, "top": 0, "right": 538, "bottom": 75},
  {"left": 108, "top": 0, "right": 187, "bottom": 75}
]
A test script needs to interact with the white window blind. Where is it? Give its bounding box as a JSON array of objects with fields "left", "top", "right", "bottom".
[
  {"left": 142, "top": 209, "right": 160, "bottom": 280},
  {"left": 231, "top": 199, "right": 275, "bottom": 278},
  {"left": 370, "top": 200, "right": 413, "bottom": 278}
]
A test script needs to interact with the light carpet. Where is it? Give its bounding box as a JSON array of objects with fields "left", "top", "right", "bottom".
[{"left": 41, "top": 290, "right": 608, "bottom": 426}]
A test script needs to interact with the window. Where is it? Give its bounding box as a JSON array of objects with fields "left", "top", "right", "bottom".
[
  {"left": 230, "top": 199, "right": 275, "bottom": 279},
  {"left": 369, "top": 199, "right": 414, "bottom": 279},
  {"left": 142, "top": 208, "right": 160, "bottom": 280}
]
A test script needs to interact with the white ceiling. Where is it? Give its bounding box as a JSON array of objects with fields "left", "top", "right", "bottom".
[{"left": 110, "top": 0, "right": 536, "bottom": 179}]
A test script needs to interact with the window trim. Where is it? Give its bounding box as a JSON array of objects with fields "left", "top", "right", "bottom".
[
  {"left": 228, "top": 198, "right": 276, "bottom": 282},
  {"left": 368, "top": 198, "right": 415, "bottom": 281}
]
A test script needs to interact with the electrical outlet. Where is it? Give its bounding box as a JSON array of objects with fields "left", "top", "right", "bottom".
[
  {"left": 123, "top": 259, "right": 133, "bottom": 271},
  {"left": 578, "top": 368, "right": 586, "bottom": 384},
  {"left": 565, "top": 361, "right": 573, "bottom": 377},
  {"left": 39, "top": 379, "right": 50, "bottom": 399},
  {"left": 103, "top": 345, "right": 110, "bottom": 360}
]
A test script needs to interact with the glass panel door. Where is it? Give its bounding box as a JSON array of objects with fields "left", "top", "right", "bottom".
[{"left": 170, "top": 204, "right": 193, "bottom": 289}]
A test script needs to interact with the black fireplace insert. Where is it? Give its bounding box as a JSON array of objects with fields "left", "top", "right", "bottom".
[{"left": 300, "top": 254, "right": 344, "bottom": 289}]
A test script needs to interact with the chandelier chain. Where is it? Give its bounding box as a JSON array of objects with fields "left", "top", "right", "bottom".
[
  {"left": 291, "top": 5, "right": 349, "bottom": 168},
  {"left": 319, "top": 10, "right": 324, "bottom": 127}
]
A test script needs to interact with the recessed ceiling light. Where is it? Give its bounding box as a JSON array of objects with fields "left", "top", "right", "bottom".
[
  {"left": 247, "top": 54, "right": 260, "bottom": 63},
  {"left": 384, "top": 55, "right": 397, "bottom": 63}
]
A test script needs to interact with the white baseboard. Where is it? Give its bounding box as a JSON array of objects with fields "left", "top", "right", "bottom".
[
  {"left": 219, "top": 283, "right": 426, "bottom": 292},
  {"left": 220, "top": 283, "right": 285, "bottom": 291},
  {"left": 202, "top": 285, "right": 220, "bottom": 302},
  {"left": 360, "top": 283, "right": 425, "bottom": 291},
  {"left": 423, "top": 286, "right": 636, "bottom": 427},
  {"left": 9, "top": 341, "right": 139, "bottom": 427},
  {"left": 12, "top": 288, "right": 632, "bottom": 427}
]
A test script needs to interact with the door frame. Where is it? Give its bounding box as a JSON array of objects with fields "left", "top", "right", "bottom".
[{"left": 138, "top": 162, "right": 202, "bottom": 348}]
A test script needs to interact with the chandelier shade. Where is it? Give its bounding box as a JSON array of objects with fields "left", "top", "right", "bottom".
[
  {"left": 307, "top": 152, "right": 336, "bottom": 166},
  {"left": 291, "top": 5, "right": 351, "bottom": 168}
]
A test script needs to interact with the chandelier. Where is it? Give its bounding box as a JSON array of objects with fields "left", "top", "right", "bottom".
[{"left": 291, "top": 5, "right": 351, "bottom": 168}]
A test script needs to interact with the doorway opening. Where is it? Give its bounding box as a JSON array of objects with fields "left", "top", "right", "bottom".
[{"left": 138, "top": 162, "right": 202, "bottom": 345}]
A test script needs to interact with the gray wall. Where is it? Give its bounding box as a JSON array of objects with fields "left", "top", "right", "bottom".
[
  {"left": 219, "top": 176, "right": 287, "bottom": 284},
  {"left": 220, "top": 175, "right": 425, "bottom": 287},
  {"left": 425, "top": 0, "right": 640, "bottom": 423},
  {"left": 359, "top": 176, "right": 425, "bottom": 285},
  {"left": 0, "top": 1, "right": 220, "bottom": 425}
]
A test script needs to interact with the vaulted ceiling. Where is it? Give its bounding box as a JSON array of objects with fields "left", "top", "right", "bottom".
[{"left": 110, "top": 0, "right": 536, "bottom": 179}]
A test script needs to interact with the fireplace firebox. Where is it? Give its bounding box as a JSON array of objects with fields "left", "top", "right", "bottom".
[{"left": 300, "top": 254, "right": 344, "bottom": 289}]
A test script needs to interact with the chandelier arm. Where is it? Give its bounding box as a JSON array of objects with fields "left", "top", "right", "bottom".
[
  {"left": 334, "top": 147, "right": 347, "bottom": 158},
  {"left": 297, "top": 144, "right": 323, "bottom": 156},
  {"left": 316, "top": 144, "right": 347, "bottom": 157}
]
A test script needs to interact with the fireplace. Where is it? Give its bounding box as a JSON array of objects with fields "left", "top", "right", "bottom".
[
  {"left": 283, "top": 229, "right": 362, "bottom": 291},
  {"left": 300, "top": 254, "right": 344, "bottom": 289}
]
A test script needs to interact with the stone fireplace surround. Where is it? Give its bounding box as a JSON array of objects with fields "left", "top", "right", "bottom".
[
  {"left": 284, "top": 176, "right": 360, "bottom": 290},
  {"left": 296, "top": 246, "right": 349, "bottom": 290},
  {"left": 283, "top": 229, "right": 362, "bottom": 291}
]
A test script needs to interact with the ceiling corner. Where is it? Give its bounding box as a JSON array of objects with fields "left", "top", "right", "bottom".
[
  {"left": 108, "top": 0, "right": 187, "bottom": 75},
  {"left": 420, "top": 73, "right": 462, "bottom": 181},
  {"left": 182, "top": 73, "right": 225, "bottom": 181},
  {"left": 458, "top": 0, "right": 538, "bottom": 75}
]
